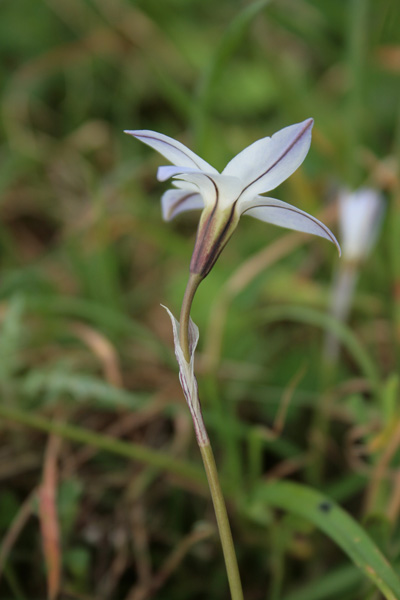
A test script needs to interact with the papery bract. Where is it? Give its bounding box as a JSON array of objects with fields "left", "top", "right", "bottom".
[{"left": 162, "top": 305, "right": 208, "bottom": 446}]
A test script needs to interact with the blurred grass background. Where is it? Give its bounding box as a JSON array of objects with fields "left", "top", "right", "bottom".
[{"left": 0, "top": 0, "right": 400, "bottom": 598}]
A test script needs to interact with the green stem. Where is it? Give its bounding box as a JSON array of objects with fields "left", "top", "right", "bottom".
[
  {"left": 309, "top": 263, "right": 358, "bottom": 484},
  {"left": 200, "top": 443, "right": 244, "bottom": 600},
  {"left": 179, "top": 272, "right": 244, "bottom": 600},
  {"left": 179, "top": 273, "right": 202, "bottom": 362}
]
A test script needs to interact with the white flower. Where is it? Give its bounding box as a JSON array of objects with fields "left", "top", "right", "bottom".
[
  {"left": 162, "top": 306, "right": 208, "bottom": 446},
  {"left": 126, "top": 119, "right": 340, "bottom": 278},
  {"left": 338, "top": 188, "right": 385, "bottom": 263}
]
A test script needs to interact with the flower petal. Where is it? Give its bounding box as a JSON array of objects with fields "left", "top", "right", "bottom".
[
  {"left": 222, "top": 119, "right": 313, "bottom": 199},
  {"left": 124, "top": 130, "right": 218, "bottom": 173},
  {"left": 161, "top": 189, "right": 204, "bottom": 221},
  {"left": 242, "top": 196, "right": 341, "bottom": 254},
  {"left": 172, "top": 179, "right": 199, "bottom": 191},
  {"left": 157, "top": 165, "right": 200, "bottom": 182},
  {"left": 174, "top": 172, "right": 241, "bottom": 209}
]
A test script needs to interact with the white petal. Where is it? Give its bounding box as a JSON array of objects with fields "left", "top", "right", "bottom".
[
  {"left": 174, "top": 172, "right": 241, "bottom": 209},
  {"left": 222, "top": 119, "right": 313, "bottom": 199},
  {"left": 242, "top": 196, "right": 341, "bottom": 253},
  {"left": 157, "top": 165, "right": 200, "bottom": 181},
  {"left": 161, "top": 189, "right": 204, "bottom": 221},
  {"left": 124, "top": 130, "right": 218, "bottom": 173},
  {"left": 172, "top": 179, "right": 199, "bottom": 191}
]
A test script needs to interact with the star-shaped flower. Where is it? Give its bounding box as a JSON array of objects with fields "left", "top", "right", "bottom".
[{"left": 125, "top": 119, "right": 340, "bottom": 278}]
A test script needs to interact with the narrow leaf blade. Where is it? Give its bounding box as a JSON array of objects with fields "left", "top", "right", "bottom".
[{"left": 255, "top": 481, "right": 400, "bottom": 600}]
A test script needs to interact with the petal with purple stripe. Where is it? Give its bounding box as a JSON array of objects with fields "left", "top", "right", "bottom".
[
  {"left": 124, "top": 130, "right": 217, "bottom": 172},
  {"left": 223, "top": 119, "right": 313, "bottom": 200},
  {"left": 161, "top": 189, "right": 204, "bottom": 221},
  {"left": 241, "top": 195, "right": 340, "bottom": 254}
]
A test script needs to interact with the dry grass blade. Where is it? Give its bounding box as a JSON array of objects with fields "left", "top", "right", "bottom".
[
  {"left": 38, "top": 434, "right": 62, "bottom": 600},
  {"left": 365, "top": 420, "right": 400, "bottom": 514},
  {"left": 0, "top": 490, "right": 36, "bottom": 585},
  {"left": 125, "top": 524, "right": 214, "bottom": 600},
  {"left": 130, "top": 499, "right": 152, "bottom": 593},
  {"left": 70, "top": 322, "right": 123, "bottom": 387},
  {"left": 62, "top": 397, "right": 165, "bottom": 475}
]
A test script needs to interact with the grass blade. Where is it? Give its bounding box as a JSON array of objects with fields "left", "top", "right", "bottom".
[{"left": 255, "top": 480, "right": 400, "bottom": 600}]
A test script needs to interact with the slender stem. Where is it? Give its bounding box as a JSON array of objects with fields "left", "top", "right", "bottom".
[
  {"left": 178, "top": 272, "right": 244, "bottom": 600},
  {"left": 323, "top": 263, "right": 358, "bottom": 363},
  {"left": 179, "top": 273, "right": 202, "bottom": 362},
  {"left": 200, "top": 443, "right": 244, "bottom": 600}
]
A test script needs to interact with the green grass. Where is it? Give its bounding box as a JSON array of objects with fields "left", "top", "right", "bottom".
[{"left": 1, "top": 0, "right": 400, "bottom": 598}]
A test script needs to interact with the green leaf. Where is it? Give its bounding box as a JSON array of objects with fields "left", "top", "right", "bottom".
[
  {"left": 23, "top": 368, "right": 146, "bottom": 410},
  {"left": 65, "top": 546, "right": 91, "bottom": 582},
  {"left": 281, "top": 564, "right": 361, "bottom": 600},
  {"left": 254, "top": 481, "right": 400, "bottom": 600}
]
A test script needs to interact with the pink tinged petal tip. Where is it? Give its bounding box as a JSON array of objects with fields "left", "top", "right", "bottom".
[
  {"left": 124, "top": 129, "right": 218, "bottom": 173},
  {"left": 223, "top": 119, "right": 314, "bottom": 199},
  {"left": 242, "top": 196, "right": 341, "bottom": 255}
]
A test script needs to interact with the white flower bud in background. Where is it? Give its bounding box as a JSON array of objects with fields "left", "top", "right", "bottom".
[
  {"left": 324, "top": 187, "right": 385, "bottom": 363},
  {"left": 339, "top": 188, "right": 385, "bottom": 264}
]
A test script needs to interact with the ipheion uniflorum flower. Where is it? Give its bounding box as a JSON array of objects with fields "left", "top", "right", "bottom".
[
  {"left": 125, "top": 119, "right": 340, "bottom": 279},
  {"left": 125, "top": 119, "right": 341, "bottom": 598}
]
